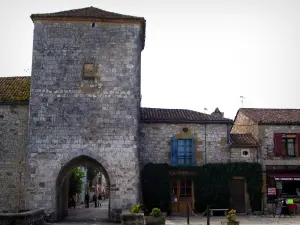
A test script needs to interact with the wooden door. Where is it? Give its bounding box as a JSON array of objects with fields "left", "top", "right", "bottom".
[
  {"left": 171, "top": 179, "right": 193, "bottom": 214},
  {"left": 231, "top": 179, "right": 245, "bottom": 213}
]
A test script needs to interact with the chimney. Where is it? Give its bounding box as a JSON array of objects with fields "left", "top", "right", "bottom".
[{"left": 211, "top": 107, "right": 224, "bottom": 118}]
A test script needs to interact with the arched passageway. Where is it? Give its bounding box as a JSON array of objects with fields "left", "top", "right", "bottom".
[{"left": 56, "top": 155, "right": 110, "bottom": 222}]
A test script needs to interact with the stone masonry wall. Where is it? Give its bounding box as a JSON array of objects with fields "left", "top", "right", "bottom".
[
  {"left": 230, "top": 147, "right": 258, "bottom": 163},
  {"left": 27, "top": 20, "right": 143, "bottom": 212},
  {"left": 259, "top": 125, "right": 300, "bottom": 164},
  {"left": 0, "top": 104, "right": 28, "bottom": 212},
  {"left": 231, "top": 112, "right": 259, "bottom": 140},
  {"left": 140, "top": 123, "right": 230, "bottom": 165}
]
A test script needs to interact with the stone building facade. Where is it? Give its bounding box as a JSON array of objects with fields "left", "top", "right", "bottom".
[
  {"left": 231, "top": 108, "right": 300, "bottom": 214},
  {"left": 0, "top": 77, "right": 30, "bottom": 212},
  {"left": 27, "top": 6, "right": 145, "bottom": 217},
  {"left": 0, "top": 6, "right": 269, "bottom": 219}
]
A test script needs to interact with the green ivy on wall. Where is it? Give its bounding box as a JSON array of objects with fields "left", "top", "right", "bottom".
[
  {"left": 141, "top": 163, "right": 171, "bottom": 214},
  {"left": 141, "top": 162, "right": 262, "bottom": 214}
]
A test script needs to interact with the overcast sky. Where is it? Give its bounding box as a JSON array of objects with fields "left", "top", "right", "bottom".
[{"left": 1, "top": 0, "right": 300, "bottom": 119}]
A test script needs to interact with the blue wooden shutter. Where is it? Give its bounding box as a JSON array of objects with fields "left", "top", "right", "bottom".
[
  {"left": 191, "top": 139, "right": 195, "bottom": 166},
  {"left": 171, "top": 138, "right": 177, "bottom": 166}
]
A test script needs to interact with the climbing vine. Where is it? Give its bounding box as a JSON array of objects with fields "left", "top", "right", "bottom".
[{"left": 141, "top": 162, "right": 262, "bottom": 214}]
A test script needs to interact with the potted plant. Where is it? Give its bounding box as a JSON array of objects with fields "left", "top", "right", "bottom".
[
  {"left": 220, "top": 209, "right": 240, "bottom": 225},
  {"left": 122, "top": 203, "right": 144, "bottom": 225},
  {"left": 145, "top": 208, "right": 166, "bottom": 225}
]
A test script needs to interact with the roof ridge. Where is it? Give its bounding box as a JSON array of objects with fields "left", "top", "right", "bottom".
[
  {"left": 241, "top": 107, "right": 300, "bottom": 110},
  {"left": 31, "top": 6, "right": 145, "bottom": 20}
]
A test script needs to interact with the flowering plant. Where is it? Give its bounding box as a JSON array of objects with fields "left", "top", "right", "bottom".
[{"left": 227, "top": 209, "right": 236, "bottom": 222}]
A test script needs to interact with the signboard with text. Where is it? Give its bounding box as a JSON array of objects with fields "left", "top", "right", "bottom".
[
  {"left": 268, "top": 188, "right": 276, "bottom": 196},
  {"left": 275, "top": 177, "right": 300, "bottom": 181}
]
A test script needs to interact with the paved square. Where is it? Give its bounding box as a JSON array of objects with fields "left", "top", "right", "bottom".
[{"left": 49, "top": 215, "right": 300, "bottom": 225}]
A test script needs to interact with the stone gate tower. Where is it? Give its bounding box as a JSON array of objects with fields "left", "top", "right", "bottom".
[{"left": 27, "top": 6, "right": 145, "bottom": 217}]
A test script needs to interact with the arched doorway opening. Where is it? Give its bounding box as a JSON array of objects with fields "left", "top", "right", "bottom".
[{"left": 56, "top": 155, "right": 110, "bottom": 222}]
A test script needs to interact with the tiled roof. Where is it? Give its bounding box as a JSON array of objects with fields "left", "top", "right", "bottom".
[
  {"left": 30, "top": 7, "right": 146, "bottom": 50},
  {"left": 31, "top": 6, "right": 145, "bottom": 21},
  {"left": 230, "top": 133, "right": 258, "bottom": 147},
  {"left": 141, "top": 107, "right": 233, "bottom": 124},
  {"left": 0, "top": 76, "right": 31, "bottom": 102},
  {"left": 239, "top": 108, "right": 300, "bottom": 124}
]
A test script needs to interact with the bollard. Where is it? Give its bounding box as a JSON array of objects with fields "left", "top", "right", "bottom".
[
  {"left": 187, "top": 203, "right": 190, "bottom": 225},
  {"left": 206, "top": 205, "right": 210, "bottom": 225}
]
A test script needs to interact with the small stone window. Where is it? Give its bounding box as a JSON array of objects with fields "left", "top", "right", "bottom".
[
  {"left": 83, "top": 63, "right": 97, "bottom": 79},
  {"left": 182, "top": 127, "right": 189, "bottom": 133}
]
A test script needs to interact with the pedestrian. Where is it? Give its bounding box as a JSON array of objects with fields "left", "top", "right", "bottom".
[
  {"left": 97, "top": 193, "right": 102, "bottom": 207},
  {"left": 71, "top": 196, "right": 76, "bottom": 209},
  {"left": 85, "top": 193, "right": 90, "bottom": 208},
  {"left": 93, "top": 193, "right": 97, "bottom": 208}
]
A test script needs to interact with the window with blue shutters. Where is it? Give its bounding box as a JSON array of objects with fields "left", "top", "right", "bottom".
[{"left": 171, "top": 138, "right": 195, "bottom": 166}]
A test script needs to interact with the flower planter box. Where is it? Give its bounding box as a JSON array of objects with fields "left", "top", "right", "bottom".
[
  {"left": 122, "top": 213, "right": 144, "bottom": 225},
  {"left": 145, "top": 216, "right": 166, "bottom": 225},
  {"left": 220, "top": 221, "right": 240, "bottom": 225}
]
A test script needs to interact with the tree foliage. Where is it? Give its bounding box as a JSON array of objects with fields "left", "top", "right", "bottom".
[
  {"left": 69, "top": 168, "right": 85, "bottom": 197},
  {"left": 86, "top": 167, "right": 100, "bottom": 187}
]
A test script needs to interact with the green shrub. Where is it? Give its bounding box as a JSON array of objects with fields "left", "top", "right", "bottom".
[
  {"left": 150, "top": 208, "right": 161, "bottom": 217},
  {"left": 131, "top": 203, "right": 143, "bottom": 214}
]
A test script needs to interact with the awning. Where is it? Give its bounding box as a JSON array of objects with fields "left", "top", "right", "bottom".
[{"left": 269, "top": 174, "right": 300, "bottom": 181}]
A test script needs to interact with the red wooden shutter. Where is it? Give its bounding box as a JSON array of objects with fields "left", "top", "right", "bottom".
[
  {"left": 296, "top": 133, "right": 300, "bottom": 157},
  {"left": 274, "top": 133, "right": 282, "bottom": 157}
]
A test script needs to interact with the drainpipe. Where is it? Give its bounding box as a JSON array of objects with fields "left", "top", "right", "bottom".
[
  {"left": 204, "top": 124, "right": 207, "bottom": 164},
  {"left": 256, "top": 136, "right": 264, "bottom": 215},
  {"left": 227, "top": 124, "right": 232, "bottom": 162}
]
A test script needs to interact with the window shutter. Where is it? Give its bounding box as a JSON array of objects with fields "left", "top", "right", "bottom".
[
  {"left": 191, "top": 139, "right": 195, "bottom": 166},
  {"left": 171, "top": 138, "right": 177, "bottom": 166},
  {"left": 296, "top": 134, "right": 300, "bottom": 157},
  {"left": 274, "top": 133, "right": 282, "bottom": 157}
]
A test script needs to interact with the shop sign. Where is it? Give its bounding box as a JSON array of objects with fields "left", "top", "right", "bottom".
[
  {"left": 169, "top": 170, "right": 196, "bottom": 176},
  {"left": 275, "top": 177, "right": 300, "bottom": 181},
  {"left": 267, "top": 187, "right": 276, "bottom": 196},
  {"left": 282, "top": 133, "right": 296, "bottom": 138}
]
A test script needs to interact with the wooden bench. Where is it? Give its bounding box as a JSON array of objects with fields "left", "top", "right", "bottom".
[{"left": 210, "top": 208, "right": 228, "bottom": 216}]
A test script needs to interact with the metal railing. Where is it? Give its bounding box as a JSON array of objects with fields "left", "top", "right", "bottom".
[{"left": 185, "top": 204, "right": 212, "bottom": 225}]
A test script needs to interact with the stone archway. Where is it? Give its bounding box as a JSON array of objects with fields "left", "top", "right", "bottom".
[{"left": 55, "top": 155, "right": 110, "bottom": 221}]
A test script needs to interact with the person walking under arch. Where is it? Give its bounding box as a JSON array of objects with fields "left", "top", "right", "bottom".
[
  {"left": 85, "top": 193, "right": 90, "bottom": 208},
  {"left": 97, "top": 193, "right": 102, "bottom": 207},
  {"left": 93, "top": 193, "right": 97, "bottom": 208}
]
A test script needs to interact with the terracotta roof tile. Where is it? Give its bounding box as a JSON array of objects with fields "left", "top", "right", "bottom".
[
  {"left": 230, "top": 133, "right": 258, "bottom": 147},
  {"left": 141, "top": 107, "right": 233, "bottom": 124},
  {"left": 240, "top": 108, "right": 300, "bottom": 124},
  {"left": 31, "top": 6, "right": 145, "bottom": 21},
  {"left": 30, "top": 7, "right": 146, "bottom": 50},
  {"left": 0, "top": 76, "right": 31, "bottom": 101}
]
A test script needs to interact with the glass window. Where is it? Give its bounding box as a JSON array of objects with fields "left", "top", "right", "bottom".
[
  {"left": 176, "top": 139, "right": 193, "bottom": 166},
  {"left": 179, "top": 179, "right": 192, "bottom": 197},
  {"left": 282, "top": 137, "right": 296, "bottom": 157}
]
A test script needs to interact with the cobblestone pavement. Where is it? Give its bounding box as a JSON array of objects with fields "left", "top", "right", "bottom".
[
  {"left": 46, "top": 201, "right": 300, "bottom": 225},
  {"left": 63, "top": 200, "right": 109, "bottom": 222},
  {"left": 167, "top": 215, "right": 300, "bottom": 225},
  {"left": 49, "top": 214, "right": 300, "bottom": 225}
]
